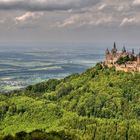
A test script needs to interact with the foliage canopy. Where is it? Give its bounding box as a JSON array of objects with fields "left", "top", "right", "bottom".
[{"left": 0, "top": 64, "right": 140, "bottom": 139}]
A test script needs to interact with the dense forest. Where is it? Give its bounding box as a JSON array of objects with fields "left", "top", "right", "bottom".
[{"left": 0, "top": 63, "right": 140, "bottom": 140}]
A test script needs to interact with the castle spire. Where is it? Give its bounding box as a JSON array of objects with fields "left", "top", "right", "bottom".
[
  {"left": 106, "top": 48, "right": 110, "bottom": 55},
  {"left": 112, "top": 42, "right": 117, "bottom": 54},
  {"left": 122, "top": 46, "right": 126, "bottom": 53},
  {"left": 132, "top": 49, "right": 135, "bottom": 55},
  {"left": 114, "top": 42, "right": 116, "bottom": 49}
]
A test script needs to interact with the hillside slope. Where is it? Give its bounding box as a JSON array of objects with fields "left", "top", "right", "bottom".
[{"left": 0, "top": 64, "right": 140, "bottom": 140}]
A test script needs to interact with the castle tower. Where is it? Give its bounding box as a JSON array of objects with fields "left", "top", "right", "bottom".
[
  {"left": 132, "top": 49, "right": 135, "bottom": 55},
  {"left": 114, "top": 42, "right": 116, "bottom": 49},
  {"left": 122, "top": 46, "right": 126, "bottom": 53},
  {"left": 137, "top": 53, "right": 140, "bottom": 65},
  {"left": 105, "top": 48, "right": 111, "bottom": 64},
  {"left": 106, "top": 48, "right": 110, "bottom": 55},
  {"left": 111, "top": 42, "right": 117, "bottom": 54}
]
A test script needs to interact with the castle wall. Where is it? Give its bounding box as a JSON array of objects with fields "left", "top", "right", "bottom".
[
  {"left": 136, "top": 66, "right": 140, "bottom": 72},
  {"left": 115, "top": 66, "right": 128, "bottom": 72},
  {"left": 137, "top": 57, "right": 140, "bottom": 65}
]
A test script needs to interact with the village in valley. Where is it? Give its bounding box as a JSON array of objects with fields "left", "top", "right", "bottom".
[{"left": 104, "top": 42, "right": 140, "bottom": 72}]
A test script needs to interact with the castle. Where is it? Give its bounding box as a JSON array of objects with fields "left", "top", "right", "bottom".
[{"left": 104, "top": 42, "right": 140, "bottom": 72}]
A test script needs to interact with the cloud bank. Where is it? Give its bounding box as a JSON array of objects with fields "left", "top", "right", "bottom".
[
  {"left": 0, "top": 0, "right": 99, "bottom": 11},
  {"left": 57, "top": 0, "right": 140, "bottom": 27},
  {"left": 0, "top": 0, "right": 140, "bottom": 27}
]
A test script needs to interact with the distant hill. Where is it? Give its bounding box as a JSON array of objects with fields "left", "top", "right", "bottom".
[{"left": 0, "top": 63, "right": 140, "bottom": 140}]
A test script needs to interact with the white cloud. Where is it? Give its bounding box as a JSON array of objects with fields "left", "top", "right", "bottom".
[
  {"left": 58, "top": 12, "right": 113, "bottom": 27},
  {"left": 133, "top": 0, "right": 140, "bottom": 5},
  {"left": 58, "top": 15, "right": 77, "bottom": 27},
  {"left": 94, "top": 17, "right": 113, "bottom": 25},
  {"left": 120, "top": 17, "right": 136, "bottom": 26},
  {"left": 15, "top": 12, "right": 43, "bottom": 24},
  {"left": 57, "top": 0, "right": 140, "bottom": 28},
  {"left": 1, "top": 0, "right": 140, "bottom": 28},
  {"left": 98, "top": 4, "right": 106, "bottom": 10}
]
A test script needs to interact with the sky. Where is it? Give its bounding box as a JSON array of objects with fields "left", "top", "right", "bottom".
[{"left": 0, "top": 0, "right": 140, "bottom": 46}]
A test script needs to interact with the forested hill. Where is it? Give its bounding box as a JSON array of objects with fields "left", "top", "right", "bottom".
[{"left": 0, "top": 64, "right": 140, "bottom": 140}]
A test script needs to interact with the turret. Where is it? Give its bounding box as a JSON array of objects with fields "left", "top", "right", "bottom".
[
  {"left": 106, "top": 48, "right": 110, "bottom": 55},
  {"left": 114, "top": 42, "right": 116, "bottom": 49},
  {"left": 132, "top": 49, "right": 135, "bottom": 55},
  {"left": 122, "top": 46, "right": 126, "bottom": 53},
  {"left": 111, "top": 42, "right": 117, "bottom": 54}
]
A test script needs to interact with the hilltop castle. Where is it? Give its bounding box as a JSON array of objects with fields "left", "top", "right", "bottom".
[{"left": 104, "top": 42, "right": 140, "bottom": 72}]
